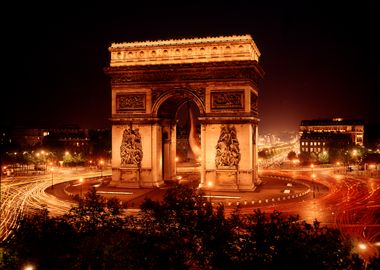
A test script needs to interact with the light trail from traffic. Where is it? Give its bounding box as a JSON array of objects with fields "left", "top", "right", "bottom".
[
  {"left": 0, "top": 168, "right": 109, "bottom": 241},
  {"left": 252, "top": 168, "right": 380, "bottom": 260},
  {"left": 1, "top": 165, "right": 379, "bottom": 260}
]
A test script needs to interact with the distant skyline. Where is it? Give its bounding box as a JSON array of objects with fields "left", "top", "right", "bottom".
[{"left": 2, "top": 1, "right": 379, "bottom": 133}]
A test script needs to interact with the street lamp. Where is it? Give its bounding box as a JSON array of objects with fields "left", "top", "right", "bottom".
[{"left": 99, "top": 160, "right": 104, "bottom": 178}]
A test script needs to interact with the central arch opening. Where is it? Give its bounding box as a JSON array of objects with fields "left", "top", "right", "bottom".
[
  {"left": 157, "top": 93, "right": 202, "bottom": 185},
  {"left": 176, "top": 101, "right": 201, "bottom": 165}
]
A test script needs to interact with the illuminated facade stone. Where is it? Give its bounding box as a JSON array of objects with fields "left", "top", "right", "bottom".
[{"left": 105, "top": 35, "right": 264, "bottom": 190}]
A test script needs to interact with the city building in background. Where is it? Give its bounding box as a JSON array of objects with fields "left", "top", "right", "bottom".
[
  {"left": 300, "top": 118, "right": 364, "bottom": 146},
  {"left": 299, "top": 118, "right": 364, "bottom": 164},
  {"left": 0, "top": 125, "right": 111, "bottom": 174}
]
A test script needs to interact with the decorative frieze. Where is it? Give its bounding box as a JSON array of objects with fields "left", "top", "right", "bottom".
[
  {"left": 211, "top": 91, "right": 244, "bottom": 110},
  {"left": 109, "top": 35, "right": 261, "bottom": 67},
  {"left": 116, "top": 93, "right": 146, "bottom": 112},
  {"left": 106, "top": 63, "right": 263, "bottom": 87}
]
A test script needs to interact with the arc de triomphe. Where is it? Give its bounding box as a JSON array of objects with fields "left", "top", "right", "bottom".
[{"left": 104, "top": 34, "right": 264, "bottom": 191}]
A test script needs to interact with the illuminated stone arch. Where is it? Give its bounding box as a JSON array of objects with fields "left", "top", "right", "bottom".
[{"left": 105, "top": 35, "right": 264, "bottom": 191}]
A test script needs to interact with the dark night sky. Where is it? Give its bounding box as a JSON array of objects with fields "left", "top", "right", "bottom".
[{"left": 2, "top": 0, "right": 379, "bottom": 134}]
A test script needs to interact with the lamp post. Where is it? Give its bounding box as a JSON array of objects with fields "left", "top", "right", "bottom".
[{"left": 99, "top": 160, "right": 104, "bottom": 178}]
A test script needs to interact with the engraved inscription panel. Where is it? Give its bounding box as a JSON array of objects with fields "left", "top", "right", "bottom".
[
  {"left": 211, "top": 91, "right": 244, "bottom": 110},
  {"left": 116, "top": 93, "right": 146, "bottom": 112}
]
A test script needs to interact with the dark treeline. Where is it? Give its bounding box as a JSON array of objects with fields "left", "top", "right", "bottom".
[{"left": 1, "top": 186, "right": 379, "bottom": 270}]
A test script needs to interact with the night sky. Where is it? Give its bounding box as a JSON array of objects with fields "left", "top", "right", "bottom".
[{"left": 2, "top": 1, "right": 379, "bottom": 134}]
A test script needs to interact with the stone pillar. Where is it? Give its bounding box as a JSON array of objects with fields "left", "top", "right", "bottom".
[
  {"left": 200, "top": 123, "right": 257, "bottom": 191},
  {"left": 149, "top": 123, "right": 164, "bottom": 187},
  {"left": 200, "top": 124, "right": 207, "bottom": 187},
  {"left": 169, "top": 122, "right": 177, "bottom": 180},
  {"left": 111, "top": 123, "right": 164, "bottom": 188}
]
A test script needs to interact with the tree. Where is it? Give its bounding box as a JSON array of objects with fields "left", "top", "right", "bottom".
[
  {"left": 1, "top": 186, "right": 376, "bottom": 269},
  {"left": 0, "top": 207, "right": 78, "bottom": 270}
]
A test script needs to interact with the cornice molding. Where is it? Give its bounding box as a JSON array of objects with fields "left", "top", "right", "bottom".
[{"left": 109, "top": 34, "right": 261, "bottom": 67}]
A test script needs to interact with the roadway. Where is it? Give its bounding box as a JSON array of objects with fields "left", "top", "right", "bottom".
[
  {"left": 1, "top": 165, "right": 379, "bottom": 260},
  {"left": 250, "top": 167, "right": 380, "bottom": 260},
  {"left": 0, "top": 167, "right": 107, "bottom": 241}
]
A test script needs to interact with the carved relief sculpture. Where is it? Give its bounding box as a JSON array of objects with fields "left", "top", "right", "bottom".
[
  {"left": 116, "top": 93, "right": 146, "bottom": 112},
  {"left": 211, "top": 91, "right": 244, "bottom": 110},
  {"left": 215, "top": 125, "right": 241, "bottom": 168},
  {"left": 120, "top": 128, "right": 143, "bottom": 167}
]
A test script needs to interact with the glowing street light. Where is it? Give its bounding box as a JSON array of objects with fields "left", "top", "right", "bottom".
[
  {"left": 358, "top": 243, "right": 367, "bottom": 250},
  {"left": 23, "top": 265, "right": 35, "bottom": 270}
]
